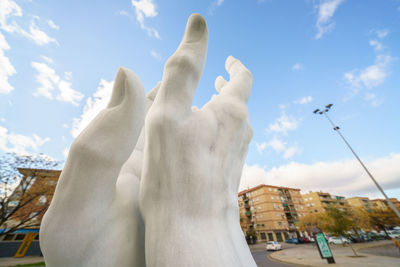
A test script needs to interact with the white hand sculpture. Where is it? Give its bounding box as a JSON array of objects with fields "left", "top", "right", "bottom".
[
  {"left": 40, "top": 68, "right": 158, "bottom": 267},
  {"left": 140, "top": 14, "right": 256, "bottom": 267}
]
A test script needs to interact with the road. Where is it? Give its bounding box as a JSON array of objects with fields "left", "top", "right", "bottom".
[{"left": 250, "top": 243, "right": 298, "bottom": 267}]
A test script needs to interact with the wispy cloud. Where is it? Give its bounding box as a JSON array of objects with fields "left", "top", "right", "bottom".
[
  {"left": 344, "top": 29, "right": 392, "bottom": 106},
  {"left": 209, "top": 0, "right": 225, "bottom": 15},
  {"left": 150, "top": 49, "right": 161, "bottom": 60},
  {"left": 71, "top": 79, "right": 114, "bottom": 138},
  {"left": 268, "top": 137, "right": 286, "bottom": 153},
  {"left": 255, "top": 141, "right": 267, "bottom": 154},
  {"left": 0, "top": 0, "right": 58, "bottom": 45},
  {"left": 131, "top": 0, "right": 160, "bottom": 39},
  {"left": 240, "top": 153, "right": 400, "bottom": 198},
  {"left": 315, "top": 0, "right": 344, "bottom": 39},
  {"left": 292, "top": 63, "right": 303, "bottom": 71},
  {"left": 47, "top": 19, "right": 59, "bottom": 30},
  {"left": 293, "top": 96, "right": 313, "bottom": 105},
  {"left": 0, "top": 32, "right": 16, "bottom": 94},
  {"left": 267, "top": 112, "right": 300, "bottom": 135},
  {"left": 0, "top": 125, "right": 50, "bottom": 154},
  {"left": 31, "top": 60, "right": 83, "bottom": 106}
]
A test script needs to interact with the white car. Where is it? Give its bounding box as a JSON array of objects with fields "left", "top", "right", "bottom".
[
  {"left": 388, "top": 230, "right": 400, "bottom": 239},
  {"left": 328, "top": 237, "right": 350, "bottom": 244},
  {"left": 266, "top": 241, "right": 282, "bottom": 251}
]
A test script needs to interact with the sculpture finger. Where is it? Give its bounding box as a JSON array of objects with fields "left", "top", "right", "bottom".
[
  {"left": 155, "top": 14, "right": 208, "bottom": 115},
  {"left": 215, "top": 75, "right": 228, "bottom": 93},
  {"left": 67, "top": 67, "right": 145, "bottom": 189},
  {"left": 118, "top": 81, "right": 161, "bottom": 180},
  {"left": 220, "top": 56, "right": 253, "bottom": 103}
]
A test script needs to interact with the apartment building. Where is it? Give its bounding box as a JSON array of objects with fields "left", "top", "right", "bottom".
[
  {"left": 1, "top": 168, "right": 61, "bottom": 257},
  {"left": 302, "top": 191, "right": 347, "bottom": 214},
  {"left": 346, "top": 197, "right": 372, "bottom": 211},
  {"left": 371, "top": 199, "right": 389, "bottom": 210},
  {"left": 238, "top": 184, "right": 308, "bottom": 243}
]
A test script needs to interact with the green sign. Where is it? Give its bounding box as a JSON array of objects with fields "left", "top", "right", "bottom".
[{"left": 316, "top": 233, "right": 333, "bottom": 258}]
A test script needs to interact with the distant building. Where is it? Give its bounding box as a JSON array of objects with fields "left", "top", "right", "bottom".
[
  {"left": 0, "top": 168, "right": 61, "bottom": 257},
  {"left": 238, "top": 184, "right": 308, "bottom": 243},
  {"left": 302, "top": 191, "right": 347, "bottom": 214},
  {"left": 370, "top": 199, "right": 389, "bottom": 210},
  {"left": 346, "top": 197, "right": 372, "bottom": 211}
]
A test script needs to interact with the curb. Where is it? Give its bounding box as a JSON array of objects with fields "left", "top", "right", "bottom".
[{"left": 268, "top": 252, "right": 313, "bottom": 267}]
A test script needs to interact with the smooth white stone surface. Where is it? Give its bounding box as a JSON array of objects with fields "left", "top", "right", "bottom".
[
  {"left": 140, "top": 14, "right": 256, "bottom": 267},
  {"left": 40, "top": 68, "right": 150, "bottom": 267},
  {"left": 40, "top": 13, "right": 255, "bottom": 267}
]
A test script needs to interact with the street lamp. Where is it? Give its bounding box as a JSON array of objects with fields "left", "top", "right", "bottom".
[{"left": 313, "top": 104, "right": 400, "bottom": 219}]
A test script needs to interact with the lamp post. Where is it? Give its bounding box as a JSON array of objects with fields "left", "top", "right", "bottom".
[{"left": 313, "top": 104, "right": 400, "bottom": 219}]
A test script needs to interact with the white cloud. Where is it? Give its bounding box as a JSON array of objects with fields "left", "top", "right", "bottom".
[
  {"left": 364, "top": 92, "right": 383, "bottom": 107},
  {"left": 26, "top": 20, "right": 57, "bottom": 45},
  {"left": 71, "top": 79, "right": 114, "bottom": 138},
  {"left": 120, "top": 10, "right": 130, "bottom": 17},
  {"left": 150, "top": 49, "right": 161, "bottom": 60},
  {"left": 268, "top": 137, "right": 286, "bottom": 153},
  {"left": 0, "top": 32, "right": 16, "bottom": 94},
  {"left": 0, "top": 125, "right": 50, "bottom": 154},
  {"left": 63, "top": 147, "right": 70, "bottom": 158},
  {"left": 268, "top": 112, "right": 300, "bottom": 135},
  {"left": 131, "top": 0, "right": 160, "bottom": 39},
  {"left": 0, "top": 118, "right": 6, "bottom": 122},
  {"left": 375, "top": 29, "right": 389, "bottom": 39},
  {"left": 239, "top": 153, "right": 400, "bottom": 198},
  {"left": 40, "top": 55, "right": 53, "bottom": 64},
  {"left": 369, "top": 40, "right": 383, "bottom": 51},
  {"left": 62, "top": 123, "right": 69, "bottom": 128},
  {"left": 293, "top": 96, "right": 313, "bottom": 105},
  {"left": 0, "top": 0, "right": 57, "bottom": 45},
  {"left": 344, "top": 54, "right": 392, "bottom": 91},
  {"left": 31, "top": 61, "right": 83, "bottom": 105},
  {"left": 292, "top": 63, "right": 303, "bottom": 71},
  {"left": 315, "top": 0, "right": 344, "bottom": 39},
  {"left": 216, "top": 0, "right": 224, "bottom": 6},
  {"left": 255, "top": 141, "right": 267, "bottom": 154},
  {"left": 47, "top": 19, "right": 59, "bottom": 30},
  {"left": 283, "top": 146, "right": 301, "bottom": 159}
]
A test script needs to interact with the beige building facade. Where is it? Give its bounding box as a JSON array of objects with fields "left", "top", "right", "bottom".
[
  {"left": 346, "top": 197, "right": 372, "bottom": 211},
  {"left": 238, "top": 184, "right": 308, "bottom": 243},
  {"left": 302, "top": 191, "right": 347, "bottom": 214}
]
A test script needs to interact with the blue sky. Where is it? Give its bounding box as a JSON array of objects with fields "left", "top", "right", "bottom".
[{"left": 1, "top": 0, "right": 400, "bottom": 199}]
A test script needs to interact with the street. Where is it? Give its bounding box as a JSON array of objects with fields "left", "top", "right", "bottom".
[{"left": 250, "top": 243, "right": 298, "bottom": 267}]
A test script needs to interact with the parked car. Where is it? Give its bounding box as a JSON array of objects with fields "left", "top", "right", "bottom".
[
  {"left": 328, "top": 237, "right": 350, "bottom": 245},
  {"left": 298, "top": 237, "right": 311, "bottom": 243},
  {"left": 266, "top": 241, "right": 282, "bottom": 251},
  {"left": 388, "top": 230, "right": 400, "bottom": 239},
  {"left": 349, "top": 236, "right": 361, "bottom": 243},
  {"left": 368, "top": 232, "right": 387, "bottom": 240},
  {"left": 285, "top": 238, "right": 299, "bottom": 244}
]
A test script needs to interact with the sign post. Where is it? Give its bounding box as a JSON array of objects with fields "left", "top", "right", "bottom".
[{"left": 315, "top": 233, "right": 335, "bottom": 264}]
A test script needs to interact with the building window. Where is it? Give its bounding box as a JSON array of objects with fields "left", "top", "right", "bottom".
[
  {"left": 271, "top": 196, "right": 274, "bottom": 200},
  {"left": 46, "top": 180, "right": 56, "bottom": 186},
  {"left": 276, "top": 213, "right": 279, "bottom": 217},
  {"left": 278, "top": 222, "right": 282, "bottom": 226},
  {"left": 274, "top": 189, "right": 277, "bottom": 192},
  {"left": 273, "top": 204, "right": 277, "bottom": 209},
  {"left": 258, "top": 206, "right": 261, "bottom": 210},
  {"left": 309, "top": 197, "right": 313, "bottom": 200},
  {"left": 269, "top": 188, "right": 272, "bottom": 191}
]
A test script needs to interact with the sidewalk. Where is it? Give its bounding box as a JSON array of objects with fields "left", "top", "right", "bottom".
[
  {"left": 269, "top": 240, "right": 400, "bottom": 267},
  {"left": 0, "top": 256, "right": 44, "bottom": 267}
]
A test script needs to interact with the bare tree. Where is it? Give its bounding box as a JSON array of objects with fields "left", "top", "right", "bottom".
[{"left": 0, "top": 153, "right": 62, "bottom": 237}]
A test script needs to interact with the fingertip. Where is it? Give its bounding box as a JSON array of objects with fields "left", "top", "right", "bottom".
[
  {"left": 183, "top": 14, "right": 207, "bottom": 43},
  {"left": 215, "top": 75, "right": 227, "bottom": 92}
]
